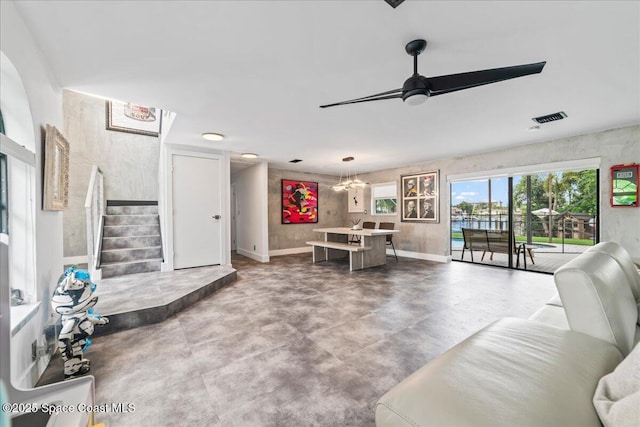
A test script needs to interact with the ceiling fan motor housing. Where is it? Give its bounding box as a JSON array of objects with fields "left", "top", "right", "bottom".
[{"left": 402, "top": 75, "right": 430, "bottom": 103}]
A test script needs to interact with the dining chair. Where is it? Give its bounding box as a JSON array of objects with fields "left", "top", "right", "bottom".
[
  {"left": 350, "top": 221, "right": 377, "bottom": 244},
  {"left": 378, "top": 222, "right": 398, "bottom": 261}
]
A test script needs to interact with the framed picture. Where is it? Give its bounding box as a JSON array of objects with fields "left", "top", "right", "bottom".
[
  {"left": 106, "top": 100, "right": 162, "bottom": 137},
  {"left": 348, "top": 186, "right": 365, "bottom": 213},
  {"left": 282, "top": 179, "right": 318, "bottom": 224},
  {"left": 43, "top": 124, "right": 70, "bottom": 211},
  {"left": 610, "top": 164, "right": 638, "bottom": 207},
  {"left": 401, "top": 171, "right": 439, "bottom": 222}
]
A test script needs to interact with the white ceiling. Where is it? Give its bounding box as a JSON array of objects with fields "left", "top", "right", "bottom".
[{"left": 13, "top": 1, "right": 640, "bottom": 175}]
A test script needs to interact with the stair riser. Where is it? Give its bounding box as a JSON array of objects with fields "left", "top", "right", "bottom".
[
  {"left": 101, "top": 247, "right": 162, "bottom": 263},
  {"left": 103, "top": 225, "right": 160, "bottom": 238},
  {"left": 106, "top": 206, "right": 158, "bottom": 215},
  {"left": 102, "top": 236, "right": 162, "bottom": 250},
  {"left": 103, "top": 215, "right": 160, "bottom": 226},
  {"left": 101, "top": 260, "right": 162, "bottom": 278}
]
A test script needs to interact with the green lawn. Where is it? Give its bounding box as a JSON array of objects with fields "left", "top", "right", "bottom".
[{"left": 450, "top": 231, "right": 594, "bottom": 246}]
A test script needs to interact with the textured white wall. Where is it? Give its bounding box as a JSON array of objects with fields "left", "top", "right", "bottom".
[
  {"left": 232, "top": 162, "right": 269, "bottom": 262},
  {"left": 350, "top": 125, "right": 640, "bottom": 259},
  {"left": 1, "top": 0, "right": 64, "bottom": 388}
]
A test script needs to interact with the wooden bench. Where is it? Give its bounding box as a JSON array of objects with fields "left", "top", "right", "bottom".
[
  {"left": 306, "top": 240, "right": 371, "bottom": 271},
  {"left": 461, "top": 228, "right": 532, "bottom": 268}
]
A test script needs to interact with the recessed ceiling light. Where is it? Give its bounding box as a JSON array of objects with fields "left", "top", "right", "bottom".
[
  {"left": 202, "top": 132, "right": 224, "bottom": 141},
  {"left": 241, "top": 153, "right": 258, "bottom": 159}
]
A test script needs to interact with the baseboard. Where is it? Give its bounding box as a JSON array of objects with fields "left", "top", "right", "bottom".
[
  {"left": 63, "top": 255, "right": 88, "bottom": 266},
  {"left": 237, "top": 248, "right": 270, "bottom": 263},
  {"left": 269, "top": 246, "right": 313, "bottom": 257},
  {"left": 390, "top": 249, "right": 451, "bottom": 263}
]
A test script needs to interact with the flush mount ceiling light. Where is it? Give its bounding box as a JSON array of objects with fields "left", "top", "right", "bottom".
[
  {"left": 332, "top": 156, "right": 368, "bottom": 191},
  {"left": 241, "top": 153, "right": 258, "bottom": 159},
  {"left": 202, "top": 132, "right": 224, "bottom": 141}
]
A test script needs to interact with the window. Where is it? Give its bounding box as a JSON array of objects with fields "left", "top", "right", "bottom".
[
  {"left": 0, "top": 154, "right": 7, "bottom": 234},
  {"left": 371, "top": 182, "right": 397, "bottom": 215},
  {"left": 450, "top": 160, "right": 599, "bottom": 273},
  {"left": 0, "top": 135, "right": 37, "bottom": 305}
]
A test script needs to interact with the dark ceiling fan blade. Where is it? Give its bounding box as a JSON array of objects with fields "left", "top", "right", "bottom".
[
  {"left": 426, "top": 61, "right": 546, "bottom": 95},
  {"left": 320, "top": 93, "right": 403, "bottom": 108},
  {"left": 320, "top": 88, "right": 402, "bottom": 108}
]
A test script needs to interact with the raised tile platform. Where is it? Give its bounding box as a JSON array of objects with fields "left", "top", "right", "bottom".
[{"left": 91, "top": 264, "right": 237, "bottom": 336}]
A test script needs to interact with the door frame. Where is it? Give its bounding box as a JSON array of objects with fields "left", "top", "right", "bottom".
[
  {"left": 448, "top": 157, "right": 601, "bottom": 271},
  {"left": 160, "top": 145, "right": 231, "bottom": 271}
]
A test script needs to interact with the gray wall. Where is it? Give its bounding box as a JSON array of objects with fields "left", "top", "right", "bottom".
[
  {"left": 62, "top": 90, "right": 160, "bottom": 257},
  {"left": 347, "top": 124, "right": 640, "bottom": 258},
  {"left": 268, "top": 168, "right": 347, "bottom": 251}
]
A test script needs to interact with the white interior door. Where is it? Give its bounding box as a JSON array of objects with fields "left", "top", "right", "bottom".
[{"left": 172, "top": 154, "right": 222, "bottom": 269}]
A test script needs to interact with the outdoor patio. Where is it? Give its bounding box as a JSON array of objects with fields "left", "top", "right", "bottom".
[{"left": 452, "top": 242, "right": 591, "bottom": 273}]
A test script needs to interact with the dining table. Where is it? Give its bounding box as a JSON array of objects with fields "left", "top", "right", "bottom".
[{"left": 306, "top": 227, "right": 399, "bottom": 271}]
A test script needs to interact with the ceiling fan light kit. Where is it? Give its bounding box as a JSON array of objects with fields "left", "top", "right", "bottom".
[{"left": 320, "top": 39, "right": 546, "bottom": 109}]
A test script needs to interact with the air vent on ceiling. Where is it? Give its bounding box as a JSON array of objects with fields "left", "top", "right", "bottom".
[
  {"left": 532, "top": 111, "right": 567, "bottom": 124},
  {"left": 384, "top": 0, "right": 405, "bottom": 8},
  {"left": 289, "top": 159, "right": 303, "bottom": 163}
]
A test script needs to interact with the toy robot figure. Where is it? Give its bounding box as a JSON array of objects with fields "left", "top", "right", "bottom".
[{"left": 51, "top": 267, "right": 109, "bottom": 379}]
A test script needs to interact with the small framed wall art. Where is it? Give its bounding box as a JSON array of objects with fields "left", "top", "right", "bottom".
[
  {"left": 43, "top": 124, "right": 70, "bottom": 211},
  {"left": 282, "top": 179, "right": 318, "bottom": 223},
  {"left": 401, "top": 170, "right": 438, "bottom": 222},
  {"left": 610, "top": 163, "right": 638, "bottom": 207},
  {"left": 348, "top": 186, "right": 365, "bottom": 213},
  {"left": 106, "top": 100, "right": 162, "bottom": 137}
]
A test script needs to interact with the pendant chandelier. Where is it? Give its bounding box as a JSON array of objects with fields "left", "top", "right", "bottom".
[{"left": 332, "top": 156, "right": 368, "bottom": 191}]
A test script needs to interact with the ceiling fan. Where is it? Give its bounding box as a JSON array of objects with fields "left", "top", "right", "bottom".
[{"left": 320, "top": 39, "right": 546, "bottom": 108}]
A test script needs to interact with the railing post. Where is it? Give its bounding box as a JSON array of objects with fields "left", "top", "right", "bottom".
[{"left": 85, "top": 165, "right": 104, "bottom": 278}]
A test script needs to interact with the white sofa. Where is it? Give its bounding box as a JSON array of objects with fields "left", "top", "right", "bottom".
[{"left": 376, "top": 242, "right": 640, "bottom": 427}]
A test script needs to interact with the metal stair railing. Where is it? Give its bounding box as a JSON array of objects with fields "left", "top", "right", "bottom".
[{"left": 84, "top": 165, "right": 104, "bottom": 277}]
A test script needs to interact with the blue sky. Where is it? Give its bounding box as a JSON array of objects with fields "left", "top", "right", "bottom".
[{"left": 451, "top": 176, "right": 523, "bottom": 204}]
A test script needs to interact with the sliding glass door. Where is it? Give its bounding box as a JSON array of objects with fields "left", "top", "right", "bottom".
[{"left": 451, "top": 168, "right": 598, "bottom": 273}]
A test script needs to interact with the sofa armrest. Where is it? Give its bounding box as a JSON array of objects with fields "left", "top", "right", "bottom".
[{"left": 376, "top": 318, "right": 622, "bottom": 427}]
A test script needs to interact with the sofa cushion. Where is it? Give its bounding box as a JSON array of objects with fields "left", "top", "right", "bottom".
[
  {"left": 529, "top": 304, "right": 569, "bottom": 329},
  {"left": 546, "top": 292, "right": 563, "bottom": 307},
  {"left": 593, "top": 342, "right": 640, "bottom": 427},
  {"left": 376, "top": 318, "right": 622, "bottom": 427},
  {"left": 555, "top": 251, "right": 638, "bottom": 356}
]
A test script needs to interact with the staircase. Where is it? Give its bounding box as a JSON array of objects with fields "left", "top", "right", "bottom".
[{"left": 99, "top": 201, "right": 163, "bottom": 278}]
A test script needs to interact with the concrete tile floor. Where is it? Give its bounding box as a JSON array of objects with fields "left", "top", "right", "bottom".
[{"left": 79, "top": 253, "right": 557, "bottom": 426}]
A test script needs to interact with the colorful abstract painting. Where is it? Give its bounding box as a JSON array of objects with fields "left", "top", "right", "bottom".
[{"left": 282, "top": 180, "right": 318, "bottom": 224}]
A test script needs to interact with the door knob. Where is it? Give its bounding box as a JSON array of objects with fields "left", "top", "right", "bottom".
[{"left": 212, "top": 215, "right": 221, "bottom": 219}]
